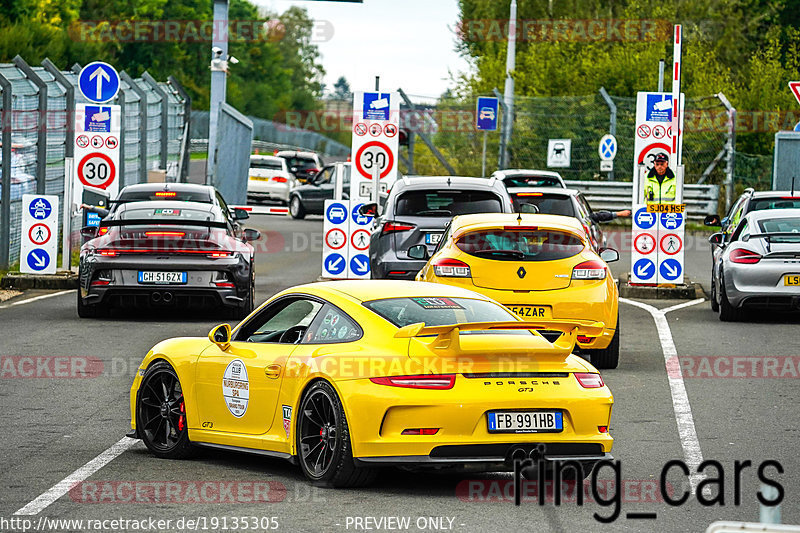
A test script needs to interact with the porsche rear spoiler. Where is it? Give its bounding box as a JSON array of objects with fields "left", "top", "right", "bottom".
[
  {"left": 99, "top": 219, "right": 228, "bottom": 229},
  {"left": 394, "top": 319, "right": 605, "bottom": 356}
]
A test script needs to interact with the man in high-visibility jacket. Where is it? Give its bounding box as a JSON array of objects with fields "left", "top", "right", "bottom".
[{"left": 644, "top": 152, "right": 676, "bottom": 203}]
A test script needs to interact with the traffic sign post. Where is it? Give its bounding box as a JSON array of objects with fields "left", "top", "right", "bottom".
[
  {"left": 73, "top": 103, "right": 121, "bottom": 211},
  {"left": 598, "top": 134, "right": 617, "bottom": 175},
  {"left": 20, "top": 195, "right": 59, "bottom": 274},
  {"left": 476, "top": 97, "right": 499, "bottom": 178},
  {"left": 350, "top": 91, "right": 399, "bottom": 207},
  {"left": 78, "top": 62, "right": 120, "bottom": 104},
  {"left": 322, "top": 200, "right": 351, "bottom": 279},
  {"left": 629, "top": 203, "right": 685, "bottom": 285}
]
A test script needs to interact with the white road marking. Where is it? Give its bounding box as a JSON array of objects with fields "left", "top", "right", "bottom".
[
  {"left": 621, "top": 297, "right": 706, "bottom": 494},
  {"left": 0, "top": 290, "right": 73, "bottom": 310},
  {"left": 14, "top": 437, "right": 137, "bottom": 515}
]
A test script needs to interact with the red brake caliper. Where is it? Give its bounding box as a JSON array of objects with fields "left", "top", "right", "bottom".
[{"left": 178, "top": 401, "right": 185, "bottom": 432}]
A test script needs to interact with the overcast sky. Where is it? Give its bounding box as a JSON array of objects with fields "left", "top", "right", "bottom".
[{"left": 254, "top": 0, "right": 471, "bottom": 98}]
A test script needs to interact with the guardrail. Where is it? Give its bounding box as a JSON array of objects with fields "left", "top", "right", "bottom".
[{"left": 564, "top": 180, "right": 720, "bottom": 218}]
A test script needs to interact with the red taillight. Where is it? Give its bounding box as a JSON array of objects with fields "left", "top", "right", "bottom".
[
  {"left": 598, "top": 426, "right": 608, "bottom": 433},
  {"left": 432, "top": 258, "right": 471, "bottom": 278},
  {"left": 145, "top": 231, "right": 185, "bottom": 237},
  {"left": 381, "top": 221, "right": 416, "bottom": 235},
  {"left": 575, "top": 373, "right": 604, "bottom": 388},
  {"left": 515, "top": 193, "right": 543, "bottom": 197},
  {"left": 370, "top": 375, "right": 456, "bottom": 390},
  {"left": 98, "top": 250, "right": 117, "bottom": 256},
  {"left": 90, "top": 280, "right": 110, "bottom": 286},
  {"left": 271, "top": 176, "right": 288, "bottom": 183},
  {"left": 209, "top": 252, "right": 233, "bottom": 258},
  {"left": 572, "top": 260, "right": 606, "bottom": 280},
  {"left": 97, "top": 227, "right": 109, "bottom": 236},
  {"left": 155, "top": 191, "right": 176, "bottom": 197},
  {"left": 577, "top": 335, "right": 593, "bottom": 344},
  {"left": 401, "top": 428, "right": 440, "bottom": 435},
  {"left": 214, "top": 282, "right": 236, "bottom": 288},
  {"left": 729, "top": 248, "right": 761, "bottom": 264}
]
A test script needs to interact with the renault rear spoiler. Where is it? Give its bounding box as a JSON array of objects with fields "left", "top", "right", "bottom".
[{"left": 394, "top": 319, "right": 605, "bottom": 356}]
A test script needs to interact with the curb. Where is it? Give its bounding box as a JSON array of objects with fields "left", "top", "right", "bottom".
[
  {"left": 1, "top": 272, "right": 79, "bottom": 290},
  {"left": 619, "top": 274, "right": 705, "bottom": 300}
]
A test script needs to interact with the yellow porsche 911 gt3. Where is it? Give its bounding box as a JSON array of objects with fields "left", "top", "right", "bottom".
[
  {"left": 413, "top": 214, "right": 620, "bottom": 369},
  {"left": 128, "top": 280, "right": 613, "bottom": 487}
]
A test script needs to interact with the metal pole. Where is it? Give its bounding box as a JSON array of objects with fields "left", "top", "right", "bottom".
[
  {"left": 481, "top": 130, "right": 487, "bottom": 177},
  {"left": 598, "top": 87, "right": 617, "bottom": 180},
  {"left": 168, "top": 76, "right": 191, "bottom": 183},
  {"left": 501, "top": 0, "right": 517, "bottom": 169},
  {"left": 397, "top": 88, "right": 456, "bottom": 175},
  {"left": 670, "top": 25, "right": 683, "bottom": 172},
  {"left": 658, "top": 59, "right": 665, "bottom": 92},
  {"left": 207, "top": 0, "right": 229, "bottom": 186},
  {"left": 0, "top": 72, "right": 11, "bottom": 269},
  {"left": 13, "top": 56, "right": 48, "bottom": 195},
  {"left": 120, "top": 71, "right": 148, "bottom": 184},
  {"left": 142, "top": 72, "right": 169, "bottom": 170},
  {"left": 407, "top": 130, "right": 415, "bottom": 175},
  {"left": 375, "top": 76, "right": 380, "bottom": 91},
  {"left": 493, "top": 87, "right": 508, "bottom": 170},
  {"left": 716, "top": 92, "right": 736, "bottom": 212}
]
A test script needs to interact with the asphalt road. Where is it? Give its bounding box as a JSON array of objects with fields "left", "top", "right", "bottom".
[{"left": 0, "top": 214, "right": 798, "bottom": 533}]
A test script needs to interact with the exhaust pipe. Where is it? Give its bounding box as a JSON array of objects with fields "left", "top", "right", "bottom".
[
  {"left": 162, "top": 292, "right": 173, "bottom": 303},
  {"left": 509, "top": 447, "right": 527, "bottom": 464},
  {"left": 151, "top": 292, "right": 162, "bottom": 303}
]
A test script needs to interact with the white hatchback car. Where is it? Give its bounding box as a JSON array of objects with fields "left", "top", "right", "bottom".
[{"left": 247, "top": 155, "right": 296, "bottom": 204}]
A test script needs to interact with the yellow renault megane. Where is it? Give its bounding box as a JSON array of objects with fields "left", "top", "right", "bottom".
[
  {"left": 128, "top": 280, "right": 613, "bottom": 487},
  {"left": 414, "top": 214, "right": 620, "bottom": 368}
]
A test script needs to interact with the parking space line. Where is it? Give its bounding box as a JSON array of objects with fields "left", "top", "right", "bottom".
[
  {"left": 14, "top": 437, "right": 137, "bottom": 515},
  {"left": 0, "top": 290, "right": 74, "bottom": 310},
  {"left": 621, "top": 297, "right": 706, "bottom": 494}
]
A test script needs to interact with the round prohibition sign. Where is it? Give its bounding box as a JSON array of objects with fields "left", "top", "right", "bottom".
[
  {"left": 351, "top": 229, "right": 370, "bottom": 251},
  {"left": 355, "top": 141, "right": 394, "bottom": 179},
  {"left": 29, "top": 223, "right": 51, "bottom": 245},
  {"left": 90, "top": 135, "right": 104, "bottom": 149},
  {"left": 354, "top": 123, "right": 368, "bottom": 136},
  {"left": 325, "top": 228, "right": 346, "bottom": 250},
  {"left": 637, "top": 124, "right": 651, "bottom": 138},
  {"left": 76, "top": 135, "right": 89, "bottom": 148},
  {"left": 660, "top": 233, "right": 683, "bottom": 255},
  {"left": 77, "top": 152, "right": 116, "bottom": 190},
  {"left": 633, "top": 232, "right": 655, "bottom": 255}
]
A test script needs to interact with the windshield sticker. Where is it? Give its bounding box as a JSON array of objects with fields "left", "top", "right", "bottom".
[
  {"left": 411, "top": 297, "right": 464, "bottom": 310},
  {"left": 222, "top": 359, "right": 249, "bottom": 418},
  {"left": 154, "top": 208, "right": 181, "bottom": 216}
]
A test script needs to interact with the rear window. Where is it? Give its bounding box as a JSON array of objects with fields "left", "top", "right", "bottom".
[
  {"left": 121, "top": 207, "right": 219, "bottom": 222},
  {"left": 511, "top": 193, "right": 576, "bottom": 216},
  {"left": 757, "top": 217, "right": 800, "bottom": 242},
  {"left": 395, "top": 190, "right": 502, "bottom": 217},
  {"left": 116, "top": 190, "right": 212, "bottom": 203},
  {"left": 456, "top": 229, "right": 584, "bottom": 261},
  {"left": 504, "top": 176, "right": 562, "bottom": 188},
  {"left": 250, "top": 159, "right": 284, "bottom": 171},
  {"left": 284, "top": 157, "right": 318, "bottom": 170},
  {"left": 749, "top": 197, "right": 800, "bottom": 211},
  {"left": 364, "top": 297, "right": 523, "bottom": 330}
]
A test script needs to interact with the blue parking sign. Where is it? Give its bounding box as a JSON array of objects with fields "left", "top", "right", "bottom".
[{"left": 476, "top": 97, "right": 499, "bottom": 131}]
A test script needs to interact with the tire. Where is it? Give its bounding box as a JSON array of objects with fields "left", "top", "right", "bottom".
[
  {"left": 136, "top": 361, "right": 194, "bottom": 459},
  {"left": 587, "top": 314, "right": 620, "bottom": 369},
  {"left": 710, "top": 274, "right": 719, "bottom": 312},
  {"left": 77, "top": 288, "right": 107, "bottom": 318},
  {"left": 290, "top": 196, "right": 306, "bottom": 220},
  {"left": 296, "top": 381, "right": 377, "bottom": 488},
  {"left": 233, "top": 280, "right": 255, "bottom": 320},
  {"left": 717, "top": 273, "right": 741, "bottom": 322}
]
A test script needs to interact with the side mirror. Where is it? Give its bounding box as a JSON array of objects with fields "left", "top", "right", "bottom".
[
  {"left": 243, "top": 228, "right": 261, "bottom": 242},
  {"left": 408, "top": 245, "right": 428, "bottom": 260},
  {"left": 520, "top": 204, "right": 539, "bottom": 214},
  {"left": 708, "top": 232, "right": 724, "bottom": 245},
  {"left": 208, "top": 323, "right": 231, "bottom": 350},
  {"left": 599, "top": 247, "right": 619, "bottom": 263},
  {"left": 233, "top": 208, "right": 250, "bottom": 220},
  {"left": 81, "top": 226, "right": 98, "bottom": 239},
  {"left": 358, "top": 203, "right": 379, "bottom": 217},
  {"left": 704, "top": 214, "right": 722, "bottom": 227}
]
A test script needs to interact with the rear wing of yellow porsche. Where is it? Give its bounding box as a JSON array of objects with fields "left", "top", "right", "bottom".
[{"left": 394, "top": 319, "right": 604, "bottom": 356}]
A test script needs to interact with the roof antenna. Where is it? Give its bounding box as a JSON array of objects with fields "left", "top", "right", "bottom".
[
  {"left": 447, "top": 177, "right": 451, "bottom": 187},
  {"left": 792, "top": 176, "right": 796, "bottom": 196},
  {"left": 517, "top": 212, "right": 522, "bottom": 223}
]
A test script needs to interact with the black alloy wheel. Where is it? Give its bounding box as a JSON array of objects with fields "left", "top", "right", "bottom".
[{"left": 136, "top": 361, "right": 193, "bottom": 459}]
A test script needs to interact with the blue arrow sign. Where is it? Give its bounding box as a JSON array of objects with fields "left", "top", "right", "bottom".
[
  {"left": 350, "top": 254, "right": 370, "bottom": 276},
  {"left": 633, "top": 258, "right": 655, "bottom": 280},
  {"left": 352, "top": 203, "right": 372, "bottom": 226},
  {"left": 476, "top": 97, "right": 499, "bottom": 131},
  {"left": 326, "top": 202, "right": 348, "bottom": 225},
  {"left": 324, "top": 253, "right": 346, "bottom": 276},
  {"left": 26, "top": 249, "right": 50, "bottom": 272},
  {"left": 29, "top": 197, "right": 52, "bottom": 220},
  {"left": 660, "top": 211, "right": 684, "bottom": 230},
  {"left": 660, "top": 258, "right": 682, "bottom": 281},
  {"left": 634, "top": 207, "right": 656, "bottom": 230},
  {"left": 78, "top": 61, "right": 120, "bottom": 104}
]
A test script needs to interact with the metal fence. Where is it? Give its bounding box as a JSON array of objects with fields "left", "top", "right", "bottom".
[{"left": 0, "top": 55, "right": 190, "bottom": 269}]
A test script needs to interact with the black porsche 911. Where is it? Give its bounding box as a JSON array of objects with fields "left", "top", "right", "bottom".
[{"left": 77, "top": 200, "right": 259, "bottom": 319}]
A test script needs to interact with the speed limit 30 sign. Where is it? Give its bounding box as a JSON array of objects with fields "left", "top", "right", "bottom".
[
  {"left": 78, "top": 152, "right": 116, "bottom": 189},
  {"left": 350, "top": 91, "right": 399, "bottom": 204},
  {"left": 355, "top": 141, "right": 394, "bottom": 180}
]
